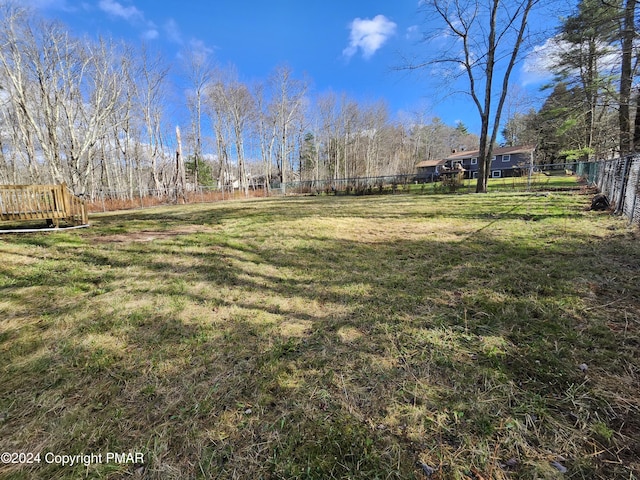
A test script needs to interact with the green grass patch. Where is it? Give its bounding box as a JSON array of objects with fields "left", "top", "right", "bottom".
[{"left": 1, "top": 192, "right": 638, "bottom": 479}]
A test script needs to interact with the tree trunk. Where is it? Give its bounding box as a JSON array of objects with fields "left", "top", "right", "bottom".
[
  {"left": 619, "top": 0, "right": 636, "bottom": 154},
  {"left": 634, "top": 89, "right": 640, "bottom": 149},
  {"left": 475, "top": 0, "right": 498, "bottom": 193},
  {"left": 176, "top": 126, "right": 186, "bottom": 203}
]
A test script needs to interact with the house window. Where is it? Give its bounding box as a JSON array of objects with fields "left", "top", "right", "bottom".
[
  {"left": 502, "top": 154, "right": 511, "bottom": 163},
  {"left": 472, "top": 172, "right": 478, "bottom": 179},
  {"left": 492, "top": 170, "right": 501, "bottom": 178},
  {"left": 471, "top": 157, "right": 477, "bottom": 165}
]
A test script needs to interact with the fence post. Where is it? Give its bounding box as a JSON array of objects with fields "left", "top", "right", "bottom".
[
  {"left": 527, "top": 150, "right": 534, "bottom": 191},
  {"left": 627, "top": 157, "right": 640, "bottom": 225},
  {"left": 615, "top": 156, "right": 631, "bottom": 214}
]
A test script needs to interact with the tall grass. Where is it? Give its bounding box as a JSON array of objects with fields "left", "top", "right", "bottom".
[{"left": 1, "top": 191, "right": 638, "bottom": 479}]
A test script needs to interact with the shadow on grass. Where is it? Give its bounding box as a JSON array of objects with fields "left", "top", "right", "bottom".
[
  {"left": 86, "top": 192, "right": 587, "bottom": 228},
  {"left": 1, "top": 194, "right": 638, "bottom": 479}
]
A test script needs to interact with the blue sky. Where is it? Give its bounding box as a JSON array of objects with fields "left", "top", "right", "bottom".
[{"left": 23, "top": 0, "right": 565, "bottom": 135}]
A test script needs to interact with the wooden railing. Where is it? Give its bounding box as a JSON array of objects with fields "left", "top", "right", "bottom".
[{"left": 0, "top": 183, "right": 88, "bottom": 227}]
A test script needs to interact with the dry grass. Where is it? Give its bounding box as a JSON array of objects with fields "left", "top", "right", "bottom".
[
  {"left": 85, "top": 189, "right": 268, "bottom": 214},
  {"left": 0, "top": 192, "right": 638, "bottom": 479}
]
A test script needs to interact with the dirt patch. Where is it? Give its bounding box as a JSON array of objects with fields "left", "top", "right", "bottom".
[{"left": 93, "top": 225, "right": 211, "bottom": 243}]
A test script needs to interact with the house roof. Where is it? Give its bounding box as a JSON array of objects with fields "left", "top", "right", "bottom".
[
  {"left": 415, "top": 158, "right": 447, "bottom": 168},
  {"left": 445, "top": 145, "right": 535, "bottom": 160}
]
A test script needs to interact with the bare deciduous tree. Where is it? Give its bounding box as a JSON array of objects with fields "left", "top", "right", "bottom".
[
  {"left": 269, "top": 65, "right": 307, "bottom": 194},
  {"left": 410, "top": 0, "right": 540, "bottom": 192},
  {"left": 183, "top": 48, "right": 213, "bottom": 189},
  {"left": 254, "top": 82, "right": 278, "bottom": 192},
  {"left": 137, "top": 46, "right": 170, "bottom": 196},
  {"left": 204, "top": 72, "right": 233, "bottom": 196}
]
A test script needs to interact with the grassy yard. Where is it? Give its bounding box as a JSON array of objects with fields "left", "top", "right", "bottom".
[
  {"left": 310, "top": 172, "right": 581, "bottom": 197},
  {"left": 0, "top": 191, "right": 638, "bottom": 479},
  {"left": 432, "top": 172, "right": 582, "bottom": 194}
]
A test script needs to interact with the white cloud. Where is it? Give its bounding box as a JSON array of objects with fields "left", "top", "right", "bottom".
[
  {"left": 175, "top": 38, "right": 215, "bottom": 66},
  {"left": 21, "top": 0, "right": 60, "bottom": 7},
  {"left": 98, "top": 0, "right": 143, "bottom": 22},
  {"left": 521, "top": 38, "right": 565, "bottom": 85},
  {"left": 164, "top": 18, "right": 183, "bottom": 44},
  {"left": 522, "top": 36, "right": 619, "bottom": 86},
  {"left": 343, "top": 14, "right": 397, "bottom": 60},
  {"left": 406, "top": 25, "right": 419, "bottom": 40},
  {"left": 188, "top": 38, "right": 214, "bottom": 63},
  {"left": 21, "top": 0, "right": 78, "bottom": 11},
  {"left": 98, "top": 0, "right": 164, "bottom": 41},
  {"left": 142, "top": 29, "right": 159, "bottom": 40}
]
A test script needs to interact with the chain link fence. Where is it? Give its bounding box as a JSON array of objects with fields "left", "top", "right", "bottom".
[
  {"left": 594, "top": 154, "right": 640, "bottom": 225},
  {"left": 83, "top": 158, "right": 640, "bottom": 226},
  {"left": 280, "top": 162, "right": 591, "bottom": 195}
]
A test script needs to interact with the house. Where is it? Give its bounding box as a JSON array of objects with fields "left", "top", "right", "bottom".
[
  {"left": 443, "top": 145, "right": 536, "bottom": 179},
  {"left": 415, "top": 158, "right": 448, "bottom": 182}
]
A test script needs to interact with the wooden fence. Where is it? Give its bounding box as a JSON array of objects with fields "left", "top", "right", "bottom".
[{"left": 0, "top": 183, "right": 88, "bottom": 227}]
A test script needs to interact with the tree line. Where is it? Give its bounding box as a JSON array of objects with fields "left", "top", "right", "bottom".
[
  {"left": 1, "top": 1, "right": 636, "bottom": 199},
  {"left": 500, "top": 0, "right": 639, "bottom": 163},
  {"left": 0, "top": 4, "right": 478, "bottom": 200},
  {"left": 416, "top": 0, "right": 638, "bottom": 192}
]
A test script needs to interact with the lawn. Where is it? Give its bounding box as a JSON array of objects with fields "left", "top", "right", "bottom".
[
  {"left": 433, "top": 172, "right": 582, "bottom": 194},
  {"left": 0, "top": 191, "right": 638, "bottom": 479}
]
